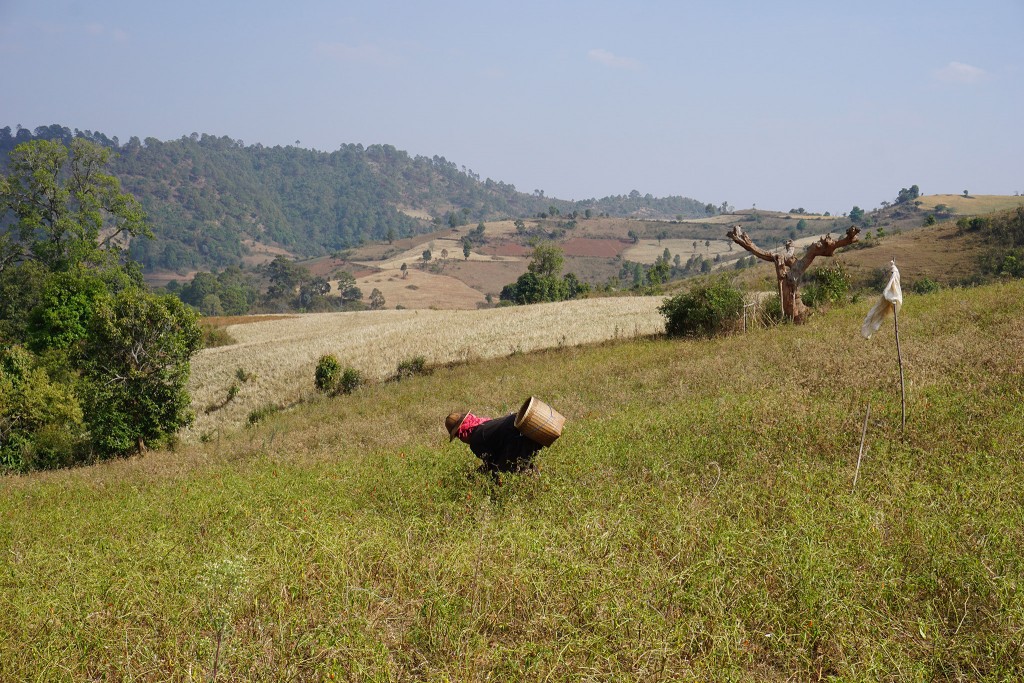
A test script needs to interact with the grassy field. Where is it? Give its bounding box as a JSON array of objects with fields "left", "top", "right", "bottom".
[
  {"left": 188, "top": 296, "right": 666, "bottom": 435},
  {"left": 3, "top": 279, "right": 1023, "bottom": 680},
  {"left": 916, "top": 194, "right": 1024, "bottom": 215}
]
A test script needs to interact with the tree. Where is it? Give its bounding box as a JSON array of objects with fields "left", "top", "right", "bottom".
[
  {"left": 527, "top": 242, "right": 564, "bottom": 278},
  {"left": 727, "top": 223, "right": 860, "bottom": 322},
  {"left": 440, "top": 248, "right": 448, "bottom": 261},
  {"left": 1, "top": 138, "right": 204, "bottom": 469},
  {"left": 265, "top": 255, "right": 307, "bottom": 302},
  {"left": 849, "top": 206, "right": 865, "bottom": 224},
  {"left": 1, "top": 138, "right": 150, "bottom": 274},
  {"left": 422, "top": 248, "right": 432, "bottom": 265},
  {"left": 298, "top": 276, "right": 330, "bottom": 308},
  {"left": 369, "top": 288, "right": 385, "bottom": 310},
  {"left": 81, "top": 289, "right": 202, "bottom": 455},
  {"left": 400, "top": 262, "right": 408, "bottom": 278},
  {"left": 462, "top": 239, "right": 471, "bottom": 260},
  {"left": 896, "top": 185, "right": 920, "bottom": 204},
  {"left": 334, "top": 271, "right": 361, "bottom": 302}
]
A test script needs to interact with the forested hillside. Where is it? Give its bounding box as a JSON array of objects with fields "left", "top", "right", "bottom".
[{"left": 1, "top": 125, "right": 710, "bottom": 272}]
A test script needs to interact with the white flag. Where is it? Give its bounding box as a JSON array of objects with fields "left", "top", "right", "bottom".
[{"left": 861, "top": 259, "right": 902, "bottom": 339}]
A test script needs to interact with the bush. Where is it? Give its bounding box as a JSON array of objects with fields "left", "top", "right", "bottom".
[
  {"left": 395, "top": 355, "right": 429, "bottom": 380},
  {"left": 314, "top": 354, "right": 341, "bottom": 393},
  {"left": 911, "top": 278, "right": 942, "bottom": 294},
  {"left": 759, "top": 294, "right": 784, "bottom": 327},
  {"left": 803, "top": 263, "right": 850, "bottom": 308},
  {"left": 339, "top": 367, "right": 363, "bottom": 395},
  {"left": 0, "top": 345, "right": 85, "bottom": 472},
  {"left": 659, "top": 279, "right": 744, "bottom": 338},
  {"left": 201, "top": 324, "right": 235, "bottom": 348}
]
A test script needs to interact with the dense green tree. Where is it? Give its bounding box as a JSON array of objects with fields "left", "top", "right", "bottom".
[
  {"left": 527, "top": 242, "right": 564, "bottom": 279},
  {"left": 896, "top": 185, "right": 920, "bottom": 204},
  {"left": 80, "top": 290, "right": 201, "bottom": 455},
  {"left": 369, "top": 288, "right": 385, "bottom": 310},
  {"left": 1, "top": 138, "right": 150, "bottom": 273},
  {"left": 1, "top": 138, "right": 203, "bottom": 469},
  {"left": 334, "top": 271, "right": 362, "bottom": 302}
]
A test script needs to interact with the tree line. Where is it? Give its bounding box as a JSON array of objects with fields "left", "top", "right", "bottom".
[
  {"left": 1, "top": 125, "right": 713, "bottom": 273},
  {"left": 1, "top": 139, "right": 201, "bottom": 472}
]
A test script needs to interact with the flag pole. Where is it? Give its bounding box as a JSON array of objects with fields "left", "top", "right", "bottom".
[{"left": 893, "top": 267, "right": 906, "bottom": 432}]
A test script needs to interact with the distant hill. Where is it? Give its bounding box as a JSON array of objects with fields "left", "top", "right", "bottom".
[{"left": 0, "top": 124, "right": 711, "bottom": 272}]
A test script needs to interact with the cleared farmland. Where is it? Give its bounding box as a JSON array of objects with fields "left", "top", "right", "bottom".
[{"left": 188, "top": 295, "right": 666, "bottom": 435}]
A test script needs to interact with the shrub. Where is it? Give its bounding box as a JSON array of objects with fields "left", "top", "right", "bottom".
[
  {"left": 759, "top": 294, "right": 784, "bottom": 327},
  {"left": 201, "top": 325, "right": 235, "bottom": 348},
  {"left": 659, "top": 279, "right": 744, "bottom": 338},
  {"left": 803, "top": 263, "right": 850, "bottom": 308},
  {"left": 395, "top": 355, "right": 429, "bottom": 380},
  {"left": 911, "top": 278, "right": 942, "bottom": 294},
  {"left": 0, "top": 345, "right": 85, "bottom": 472},
  {"left": 246, "top": 403, "right": 281, "bottom": 426},
  {"left": 339, "top": 367, "right": 363, "bottom": 395},
  {"left": 314, "top": 354, "right": 341, "bottom": 393}
]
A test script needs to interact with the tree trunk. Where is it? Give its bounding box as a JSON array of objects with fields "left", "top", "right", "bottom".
[{"left": 727, "top": 225, "right": 860, "bottom": 323}]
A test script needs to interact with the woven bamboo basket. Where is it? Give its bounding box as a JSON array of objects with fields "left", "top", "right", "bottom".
[{"left": 514, "top": 396, "right": 565, "bottom": 447}]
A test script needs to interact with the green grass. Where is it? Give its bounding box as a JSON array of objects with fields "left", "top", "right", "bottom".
[{"left": 2, "top": 281, "right": 1024, "bottom": 680}]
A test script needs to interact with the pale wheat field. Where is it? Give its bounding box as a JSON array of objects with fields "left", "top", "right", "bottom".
[{"left": 188, "top": 296, "right": 666, "bottom": 436}]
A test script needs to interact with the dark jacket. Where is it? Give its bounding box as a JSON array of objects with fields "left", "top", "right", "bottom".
[{"left": 467, "top": 414, "right": 542, "bottom": 472}]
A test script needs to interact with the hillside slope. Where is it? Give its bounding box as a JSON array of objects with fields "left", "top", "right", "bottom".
[
  {"left": 2, "top": 280, "right": 1023, "bottom": 679},
  {"left": 1, "top": 125, "right": 711, "bottom": 273}
]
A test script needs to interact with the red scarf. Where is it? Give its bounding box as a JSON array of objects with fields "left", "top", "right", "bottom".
[{"left": 455, "top": 412, "right": 490, "bottom": 441}]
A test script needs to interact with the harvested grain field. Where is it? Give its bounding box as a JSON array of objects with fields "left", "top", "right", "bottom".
[{"left": 188, "top": 295, "right": 666, "bottom": 435}]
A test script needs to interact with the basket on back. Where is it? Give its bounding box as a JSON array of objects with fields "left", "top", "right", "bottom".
[{"left": 514, "top": 396, "right": 565, "bottom": 447}]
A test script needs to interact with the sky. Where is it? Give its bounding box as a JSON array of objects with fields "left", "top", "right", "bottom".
[{"left": 1, "top": 0, "right": 1022, "bottom": 214}]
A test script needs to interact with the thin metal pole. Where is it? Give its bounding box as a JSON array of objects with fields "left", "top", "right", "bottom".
[
  {"left": 853, "top": 403, "right": 870, "bottom": 492},
  {"left": 894, "top": 307, "right": 906, "bottom": 432}
]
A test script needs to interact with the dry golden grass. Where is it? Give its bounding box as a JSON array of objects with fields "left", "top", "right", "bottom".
[
  {"left": 917, "top": 194, "right": 1024, "bottom": 215},
  {"left": 624, "top": 238, "right": 735, "bottom": 264},
  {"left": 188, "top": 296, "right": 666, "bottom": 436},
  {"left": 356, "top": 237, "right": 523, "bottom": 271},
  {"left": 838, "top": 221, "right": 988, "bottom": 286},
  {"left": 349, "top": 267, "right": 486, "bottom": 309}
]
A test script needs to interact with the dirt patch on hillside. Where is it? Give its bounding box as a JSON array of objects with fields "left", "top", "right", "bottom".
[
  {"left": 561, "top": 238, "right": 630, "bottom": 258},
  {"left": 440, "top": 260, "right": 529, "bottom": 297},
  {"left": 145, "top": 270, "right": 198, "bottom": 287},
  {"left": 202, "top": 314, "right": 297, "bottom": 328},
  {"left": 301, "top": 256, "right": 378, "bottom": 279},
  {"left": 482, "top": 242, "right": 532, "bottom": 257},
  {"left": 352, "top": 269, "right": 486, "bottom": 309},
  {"left": 241, "top": 239, "right": 295, "bottom": 266}
]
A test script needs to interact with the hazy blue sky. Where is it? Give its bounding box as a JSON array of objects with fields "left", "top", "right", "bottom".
[{"left": 2, "top": 0, "right": 1021, "bottom": 214}]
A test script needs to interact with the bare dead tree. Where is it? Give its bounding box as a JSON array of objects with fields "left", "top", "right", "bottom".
[{"left": 727, "top": 224, "right": 860, "bottom": 322}]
